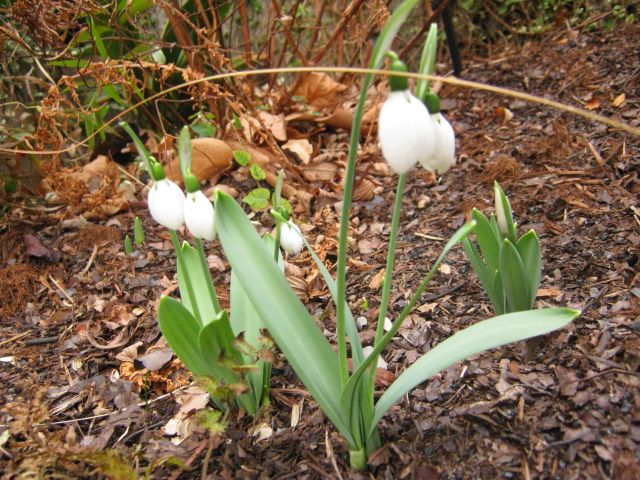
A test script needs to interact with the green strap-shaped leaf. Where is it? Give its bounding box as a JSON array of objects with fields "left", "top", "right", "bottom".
[
  {"left": 230, "top": 235, "right": 281, "bottom": 407},
  {"left": 199, "top": 310, "right": 257, "bottom": 414},
  {"left": 462, "top": 237, "right": 502, "bottom": 312},
  {"left": 499, "top": 239, "right": 531, "bottom": 312},
  {"left": 197, "top": 312, "right": 240, "bottom": 382},
  {"left": 516, "top": 230, "right": 542, "bottom": 307},
  {"left": 416, "top": 23, "right": 438, "bottom": 99},
  {"left": 178, "top": 126, "right": 192, "bottom": 180},
  {"left": 301, "top": 236, "right": 365, "bottom": 367},
  {"left": 471, "top": 208, "right": 501, "bottom": 272},
  {"left": 177, "top": 242, "right": 218, "bottom": 327},
  {"left": 368, "top": 307, "right": 580, "bottom": 438},
  {"left": 493, "top": 270, "right": 506, "bottom": 316},
  {"left": 215, "top": 192, "right": 353, "bottom": 445},
  {"left": 300, "top": 236, "right": 373, "bottom": 451},
  {"left": 158, "top": 296, "right": 211, "bottom": 377}
]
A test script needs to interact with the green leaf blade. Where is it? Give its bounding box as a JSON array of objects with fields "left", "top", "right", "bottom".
[
  {"left": 499, "top": 239, "right": 531, "bottom": 312},
  {"left": 471, "top": 208, "right": 501, "bottom": 272},
  {"left": 215, "top": 192, "right": 352, "bottom": 443},
  {"left": 368, "top": 307, "right": 580, "bottom": 437},
  {"left": 177, "top": 242, "right": 218, "bottom": 326},
  {"left": 178, "top": 126, "right": 193, "bottom": 179},
  {"left": 516, "top": 230, "right": 542, "bottom": 307},
  {"left": 158, "top": 296, "right": 210, "bottom": 377}
]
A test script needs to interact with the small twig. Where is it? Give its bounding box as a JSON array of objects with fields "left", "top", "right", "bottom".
[
  {"left": 0, "top": 330, "right": 32, "bottom": 347},
  {"left": 24, "top": 336, "right": 58, "bottom": 346},
  {"left": 49, "top": 274, "right": 74, "bottom": 304},
  {"left": 398, "top": 0, "right": 454, "bottom": 59},
  {"left": 201, "top": 434, "right": 215, "bottom": 480},
  {"left": 325, "top": 428, "right": 345, "bottom": 480},
  {"left": 311, "top": 0, "right": 366, "bottom": 64},
  {"left": 79, "top": 244, "right": 99, "bottom": 276},
  {"left": 415, "top": 232, "right": 445, "bottom": 241},
  {"left": 422, "top": 281, "right": 465, "bottom": 302},
  {"left": 117, "top": 164, "right": 145, "bottom": 186}
]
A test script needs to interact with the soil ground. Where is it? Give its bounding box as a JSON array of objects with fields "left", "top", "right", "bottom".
[{"left": 1, "top": 24, "right": 639, "bottom": 479}]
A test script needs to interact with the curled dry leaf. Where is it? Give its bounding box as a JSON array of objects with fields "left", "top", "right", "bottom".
[
  {"left": 352, "top": 178, "right": 377, "bottom": 202},
  {"left": 85, "top": 327, "right": 129, "bottom": 350},
  {"left": 165, "top": 138, "right": 233, "bottom": 182},
  {"left": 282, "top": 138, "right": 313, "bottom": 164},
  {"left": 294, "top": 72, "right": 347, "bottom": 109},
  {"left": 302, "top": 162, "right": 338, "bottom": 182},
  {"left": 136, "top": 347, "right": 174, "bottom": 371},
  {"left": 258, "top": 111, "right": 287, "bottom": 141}
]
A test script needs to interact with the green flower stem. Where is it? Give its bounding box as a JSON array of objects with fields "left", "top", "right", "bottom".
[
  {"left": 273, "top": 220, "right": 282, "bottom": 262},
  {"left": 370, "top": 173, "right": 406, "bottom": 392},
  {"left": 344, "top": 222, "right": 477, "bottom": 400},
  {"left": 170, "top": 229, "right": 202, "bottom": 323},
  {"left": 194, "top": 237, "right": 222, "bottom": 313},
  {"left": 337, "top": 70, "right": 379, "bottom": 389},
  {"left": 336, "top": 0, "right": 422, "bottom": 391},
  {"left": 349, "top": 448, "right": 367, "bottom": 471}
]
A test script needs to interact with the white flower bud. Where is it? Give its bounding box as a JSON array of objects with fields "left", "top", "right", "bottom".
[
  {"left": 147, "top": 179, "right": 185, "bottom": 230},
  {"left": 494, "top": 183, "right": 510, "bottom": 236},
  {"left": 280, "top": 221, "right": 304, "bottom": 256},
  {"left": 378, "top": 90, "right": 436, "bottom": 175},
  {"left": 420, "top": 113, "right": 456, "bottom": 174},
  {"left": 184, "top": 190, "right": 216, "bottom": 241}
]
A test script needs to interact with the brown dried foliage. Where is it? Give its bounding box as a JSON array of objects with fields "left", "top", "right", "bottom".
[
  {"left": 11, "top": 0, "right": 99, "bottom": 48},
  {"left": 0, "top": 263, "right": 40, "bottom": 317}
]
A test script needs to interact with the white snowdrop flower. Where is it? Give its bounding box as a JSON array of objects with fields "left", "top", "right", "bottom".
[
  {"left": 280, "top": 221, "right": 304, "bottom": 256},
  {"left": 147, "top": 178, "right": 185, "bottom": 230},
  {"left": 379, "top": 90, "right": 436, "bottom": 175},
  {"left": 184, "top": 190, "right": 216, "bottom": 241},
  {"left": 420, "top": 112, "right": 456, "bottom": 174}
]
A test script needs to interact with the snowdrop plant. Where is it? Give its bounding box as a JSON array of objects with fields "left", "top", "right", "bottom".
[
  {"left": 462, "top": 182, "right": 542, "bottom": 315},
  {"left": 122, "top": 123, "right": 274, "bottom": 415},
  {"left": 211, "top": 5, "right": 578, "bottom": 471}
]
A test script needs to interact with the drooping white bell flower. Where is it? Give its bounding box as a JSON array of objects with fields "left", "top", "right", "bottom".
[
  {"left": 420, "top": 112, "right": 456, "bottom": 174},
  {"left": 378, "top": 52, "right": 435, "bottom": 175},
  {"left": 184, "top": 190, "right": 216, "bottom": 241},
  {"left": 280, "top": 221, "right": 304, "bottom": 256},
  {"left": 147, "top": 177, "right": 185, "bottom": 230},
  {"left": 379, "top": 90, "right": 436, "bottom": 175}
]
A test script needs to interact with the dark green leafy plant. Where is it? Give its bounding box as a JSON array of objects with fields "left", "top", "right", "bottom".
[{"left": 462, "top": 182, "right": 542, "bottom": 315}]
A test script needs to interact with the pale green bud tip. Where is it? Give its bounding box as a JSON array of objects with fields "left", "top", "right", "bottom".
[
  {"left": 184, "top": 173, "right": 201, "bottom": 193},
  {"left": 423, "top": 92, "right": 441, "bottom": 114},
  {"left": 494, "top": 182, "right": 509, "bottom": 235},
  {"left": 151, "top": 161, "right": 166, "bottom": 181},
  {"left": 386, "top": 51, "right": 409, "bottom": 92}
]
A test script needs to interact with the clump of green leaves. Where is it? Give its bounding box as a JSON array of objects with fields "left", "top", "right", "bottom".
[{"left": 462, "top": 182, "right": 542, "bottom": 315}]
